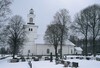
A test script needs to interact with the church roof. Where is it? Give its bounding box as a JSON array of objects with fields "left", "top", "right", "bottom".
[
  {"left": 35, "top": 34, "right": 75, "bottom": 46},
  {"left": 64, "top": 40, "right": 75, "bottom": 46},
  {"left": 75, "top": 47, "right": 83, "bottom": 51}
]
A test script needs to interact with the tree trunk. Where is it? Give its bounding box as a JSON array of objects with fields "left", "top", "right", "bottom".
[
  {"left": 85, "top": 29, "right": 88, "bottom": 56},
  {"left": 55, "top": 46, "right": 58, "bottom": 59},
  {"left": 12, "top": 52, "right": 15, "bottom": 59},
  {"left": 60, "top": 40, "right": 62, "bottom": 59},
  {"left": 85, "top": 37, "right": 88, "bottom": 56},
  {"left": 60, "top": 29, "right": 64, "bottom": 59},
  {"left": 13, "top": 38, "right": 17, "bottom": 59},
  {"left": 93, "top": 37, "right": 96, "bottom": 57}
]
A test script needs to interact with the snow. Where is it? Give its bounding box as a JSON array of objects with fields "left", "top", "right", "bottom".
[
  {"left": 0, "top": 56, "right": 100, "bottom": 68},
  {"left": 64, "top": 40, "right": 75, "bottom": 46},
  {"left": 0, "top": 57, "right": 63, "bottom": 68},
  {"left": 75, "top": 47, "right": 83, "bottom": 51}
]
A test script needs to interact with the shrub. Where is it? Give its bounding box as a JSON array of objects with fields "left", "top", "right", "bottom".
[{"left": 32, "top": 56, "right": 35, "bottom": 60}]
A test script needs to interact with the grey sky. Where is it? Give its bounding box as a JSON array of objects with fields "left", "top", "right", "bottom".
[{"left": 11, "top": 0, "right": 100, "bottom": 41}]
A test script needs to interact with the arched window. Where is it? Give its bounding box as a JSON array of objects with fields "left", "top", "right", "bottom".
[
  {"left": 31, "top": 28, "right": 32, "bottom": 31},
  {"left": 58, "top": 49, "right": 60, "bottom": 54},
  {"left": 71, "top": 49, "right": 73, "bottom": 54},
  {"left": 28, "top": 50, "right": 30, "bottom": 53},
  {"left": 29, "top": 18, "right": 33, "bottom": 23},
  {"left": 47, "top": 49, "right": 50, "bottom": 54},
  {"left": 29, "top": 28, "right": 30, "bottom": 31}
]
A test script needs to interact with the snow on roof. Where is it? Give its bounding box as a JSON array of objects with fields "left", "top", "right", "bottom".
[
  {"left": 64, "top": 40, "right": 75, "bottom": 46},
  {"left": 36, "top": 34, "right": 75, "bottom": 46},
  {"left": 75, "top": 47, "right": 83, "bottom": 51}
]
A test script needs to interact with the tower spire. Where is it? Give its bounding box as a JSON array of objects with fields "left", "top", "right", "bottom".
[{"left": 27, "top": 8, "right": 35, "bottom": 25}]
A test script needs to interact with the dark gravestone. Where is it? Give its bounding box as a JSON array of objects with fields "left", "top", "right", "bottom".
[
  {"left": 72, "top": 62, "right": 78, "bottom": 68},
  {"left": 45, "top": 57, "right": 50, "bottom": 60},
  {"left": 34, "top": 57, "right": 39, "bottom": 61},
  {"left": 86, "top": 57, "right": 91, "bottom": 60},
  {"left": 61, "top": 60, "right": 65, "bottom": 64},
  {"left": 67, "top": 61, "right": 71, "bottom": 67}
]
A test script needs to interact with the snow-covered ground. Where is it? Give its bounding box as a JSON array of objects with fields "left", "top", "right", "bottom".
[{"left": 0, "top": 56, "right": 100, "bottom": 68}]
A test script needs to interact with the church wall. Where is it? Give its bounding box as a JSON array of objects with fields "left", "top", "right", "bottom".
[
  {"left": 35, "top": 44, "right": 75, "bottom": 55},
  {"left": 36, "top": 44, "right": 55, "bottom": 55},
  {"left": 22, "top": 41, "right": 36, "bottom": 55}
]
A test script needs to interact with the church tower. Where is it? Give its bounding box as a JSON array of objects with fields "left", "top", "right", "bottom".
[
  {"left": 22, "top": 9, "right": 38, "bottom": 56},
  {"left": 27, "top": 9, "right": 35, "bottom": 24}
]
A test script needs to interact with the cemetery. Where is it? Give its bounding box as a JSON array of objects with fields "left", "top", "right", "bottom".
[{"left": 0, "top": 54, "right": 100, "bottom": 68}]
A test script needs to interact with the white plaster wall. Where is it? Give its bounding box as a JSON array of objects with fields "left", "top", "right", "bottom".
[
  {"left": 22, "top": 42, "right": 35, "bottom": 55},
  {"left": 35, "top": 44, "right": 75, "bottom": 55},
  {"left": 75, "top": 51, "right": 82, "bottom": 54},
  {"left": 36, "top": 44, "right": 55, "bottom": 55}
]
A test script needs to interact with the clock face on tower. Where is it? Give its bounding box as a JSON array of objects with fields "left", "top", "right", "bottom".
[{"left": 29, "top": 17, "right": 33, "bottom": 23}]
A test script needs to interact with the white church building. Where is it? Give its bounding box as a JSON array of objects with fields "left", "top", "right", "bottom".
[{"left": 22, "top": 9, "right": 82, "bottom": 56}]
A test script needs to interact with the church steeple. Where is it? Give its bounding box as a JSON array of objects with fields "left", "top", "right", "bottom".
[
  {"left": 27, "top": 8, "right": 35, "bottom": 25},
  {"left": 30, "top": 8, "right": 34, "bottom": 14}
]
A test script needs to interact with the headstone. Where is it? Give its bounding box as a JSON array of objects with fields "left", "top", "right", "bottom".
[
  {"left": 72, "top": 62, "right": 78, "bottom": 68},
  {"left": 63, "top": 61, "right": 68, "bottom": 68}
]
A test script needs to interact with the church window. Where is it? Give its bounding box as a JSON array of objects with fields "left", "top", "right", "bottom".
[
  {"left": 29, "top": 28, "right": 30, "bottom": 31},
  {"left": 29, "top": 17, "right": 33, "bottom": 23},
  {"left": 31, "top": 28, "right": 32, "bottom": 31},
  {"left": 58, "top": 49, "right": 61, "bottom": 54},
  {"left": 47, "top": 49, "right": 50, "bottom": 54},
  {"left": 71, "top": 49, "right": 73, "bottom": 54},
  {"left": 29, "top": 28, "right": 33, "bottom": 31},
  {"left": 28, "top": 50, "right": 30, "bottom": 53}
]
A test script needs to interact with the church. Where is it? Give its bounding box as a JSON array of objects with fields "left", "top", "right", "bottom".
[{"left": 22, "top": 9, "right": 82, "bottom": 56}]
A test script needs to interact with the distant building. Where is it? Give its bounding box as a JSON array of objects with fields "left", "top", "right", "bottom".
[{"left": 22, "top": 9, "right": 82, "bottom": 56}]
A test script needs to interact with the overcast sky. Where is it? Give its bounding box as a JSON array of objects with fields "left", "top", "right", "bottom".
[{"left": 10, "top": 0, "right": 100, "bottom": 42}]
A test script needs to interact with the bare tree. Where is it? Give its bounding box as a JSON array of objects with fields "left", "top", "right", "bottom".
[
  {"left": 0, "top": 0, "right": 12, "bottom": 48},
  {"left": 7, "top": 15, "right": 26, "bottom": 59},
  {"left": 0, "top": 0, "right": 12, "bottom": 22},
  {"left": 72, "top": 4, "right": 100, "bottom": 57},
  {"left": 53, "top": 9, "right": 70, "bottom": 59},
  {"left": 72, "top": 10, "right": 90, "bottom": 56},
  {"left": 44, "top": 23, "right": 61, "bottom": 59},
  {"left": 87, "top": 4, "right": 100, "bottom": 57}
]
